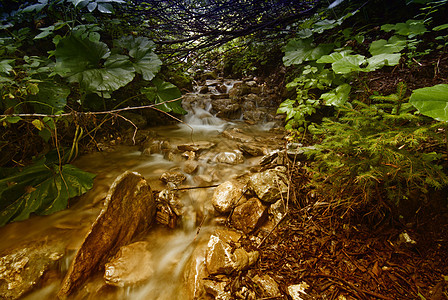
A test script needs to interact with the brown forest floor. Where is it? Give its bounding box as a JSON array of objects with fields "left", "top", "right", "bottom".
[{"left": 232, "top": 53, "right": 448, "bottom": 300}]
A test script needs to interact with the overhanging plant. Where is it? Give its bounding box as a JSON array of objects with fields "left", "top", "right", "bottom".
[{"left": 0, "top": 152, "right": 95, "bottom": 227}]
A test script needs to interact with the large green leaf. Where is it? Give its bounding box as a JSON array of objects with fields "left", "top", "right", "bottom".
[
  {"left": 115, "top": 36, "right": 162, "bottom": 81},
  {"left": 142, "top": 78, "right": 186, "bottom": 114},
  {"left": 30, "top": 82, "right": 70, "bottom": 114},
  {"left": 67, "top": 54, "right": 135, "bottom": 92},
  {"left": 365, "top": 53, "right": 401, "bottom": 71},
  {"left": 55, "top": 34, "right": 136, "bottom": 93},
  {"left": 115, "top": 36, "right": 156, "bottom": 59},
  {"left": 283, "top": 38, "right": 333, "bottom": 66},
  {"left": 331, "top": 54, "right": 365, "bottom": 74},
  {"left": 132, "top": 52, "right": 162, "bottom": 81},
  {"left": 0, "top": 161, "right": 95, "bottom": 226},
  {"left": 409, "top": 84, "right": 448, "bottom": 121},
  {"left": 54, "top": 34, "right": 110, "bottom": 77},
  {"left": 320, "top": 84, "right": 351, "bottom": 107},
  {"left": 369, "top": 36, "right": 407, "bottom": 56}
]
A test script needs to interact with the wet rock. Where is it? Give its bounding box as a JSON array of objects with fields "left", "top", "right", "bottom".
[
  {"left": 205, "top": 230, "right": 258, "bottom": 275},
  {"left": 194, "top": 174, "right": 214, "bottom": 185},
  {"left": 248, "top": 167, "right": 288, "bottom": 203},
  {"left": 228, "top": 82, "right": 251, "bottom": 99},
  {"left": 205, "top": 234, "right": 234, "bottom": 275},
  {"left": 0, "top": 241, "right": 64, "bottom": 300},
  {"left": 288, "top": 282, "right": 310, "bottom": 300},
  {"left": 205, "top": 79, "right": 222, "bottom": 86},
  {"left": 216, "top": 84, "right": 227, "bottom": 93},
  {"left": 245, "top": 80, "right": 257, "bottom": 87},
  {"left": 203, "top": 280, "right": 228, "bottom": 298},
  {"left": 182, "top": 241, "right": 209, "bottom": 300},
  {"left": 211, "top": 180, "right": 246, "bottom": 214},
  {"left": 243, "top": 109, "right": 266, "bottom": 123},
  {"left": 178, "top": 141, "right": 215, "bottom": 152},
  {"left": 183, "top": 160, "right": 199, "bottom": 174},
  {"left": 251, "top": 274, "right": 282, "bottom": 298},
  {"left": 104, "top": 241, "right": 153, "bottom": 287},
  {"left": 231, "top": 198, "right": 267, "bottom": 234},
  {"left": 211, "top": 99, "right": 240, "bottom": 118},
  {"left": 232, "top": 248, "right": 259, "bottom": 271},
  {"left": 198, "top": 86, "right": 209, "bottom": 94},
  {"left": 213, "top": 150, "right": 244, "bottom": 165},
  {"left": 182, "top": 93, "right": 211, "bottom": 111},
  {"left": 269, "top": 199, "right": 286, "bottom": 224},
  {"left": 222, "top": 128, "right": 253, "bottom": 143},
  {"left": 58, "top": 171, "right": 156, "bottom": 298},
  {"left": 166, "top": 150, "right": 183, "bottom": 163},
  {"left": 141, "top": 139, "right": 169, "bottom": 155},
  {"left": 160, "top": 170, "right": 186, "bottom": 185},
  {"left": 210, "top": 93, "right": 229, "bottom": 100},
  {"left": 238, "top": 143, "right": 266, "bottom": 157},
  {"left": 181, "top": 150, "right": 196, "bottom": 160}
]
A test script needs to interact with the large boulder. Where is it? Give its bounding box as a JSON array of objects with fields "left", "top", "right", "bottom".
[
  {"left": 205, "top": 230, "right": 258, "bottom": 275},
  {"left": 58, "top": 171, "right": 157, "bottom": 298},
  {"left": 248, "top": 167, "right": 289, "bottom": 204},
  {"left": 211, "top": 181, "right": 246, "bottom": 214},
  {"left": 231, "top": 197, "right": 267, "bottom": 234}
]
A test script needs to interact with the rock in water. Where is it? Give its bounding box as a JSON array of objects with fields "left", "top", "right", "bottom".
[
  {"left": 104, "top": 241, "right": 153, "bottom": 287},
  {"left": 0, "top": 241, "right": 64, "bottom": 300},
  {"left": 57, "top": 171, "right": 156, "bottom": 298}
]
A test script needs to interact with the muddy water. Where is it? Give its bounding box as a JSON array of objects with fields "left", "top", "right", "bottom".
[{"left": 0, "top": 95, "right": 284, "bottom": 299}]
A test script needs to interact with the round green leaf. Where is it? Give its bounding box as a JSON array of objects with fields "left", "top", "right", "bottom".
[{"left": 409, "top": 84, "right": 448, "bottom": 121}]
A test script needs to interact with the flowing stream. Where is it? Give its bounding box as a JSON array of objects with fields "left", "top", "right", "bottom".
[{"left": 0, "top": 82, "right": 284, "bottom": 299}]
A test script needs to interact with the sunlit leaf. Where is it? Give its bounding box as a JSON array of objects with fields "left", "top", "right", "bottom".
[
  {"left": 369, "top": 36, "right": 407, "bottom": 55},
  {"left": 409, "top": 84, "right": 448, "bottom": 121},
  {"left": 366, "top": 53, "right": 401, "bottom": 71},
  {"left": 331, "top": 54, "right": 365, "bottom": 74},
  {"left": 98, "top": 3, "right": 114, "bottom": 13},
  {"left": 32, "top": 119, "right": 45, "bottom": 131},
  {"left": 320, "top": 84, "right": 351, "bottom": 107}
]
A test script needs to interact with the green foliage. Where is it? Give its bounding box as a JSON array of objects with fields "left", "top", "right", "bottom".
[
  {"left": 278, "top": 65, "right": 341, "bottom": 131},
  {"left": 54, "top": 33, "right": 133, "bottom": 94},
  {"left": 114, "top": 36, "right": 162, "bottom": 81},
  {"left": 317, "top": 49, "right": 401, "bottom": 74},
  {"left": 307, "top": 83, "right": 448, "bottom": 208},
  {"left": 381, "top": 19, "right": 427, "bottom": 38},
  {"left": 409, "top": 84, "right": 448, "bottom": 121},
  {"left": 283, "top": 38, "right": 334, "bottom": 66},
  {"left": 141, "top": 78, "right": 186, "bottom": 114},
  {"left": 0, "top": 154, "right": 95, "bottom": 227}
]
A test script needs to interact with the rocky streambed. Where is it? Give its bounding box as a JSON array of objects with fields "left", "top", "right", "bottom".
[{"left": 0, "top": 77, "right": 304, "bottom": 299}]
